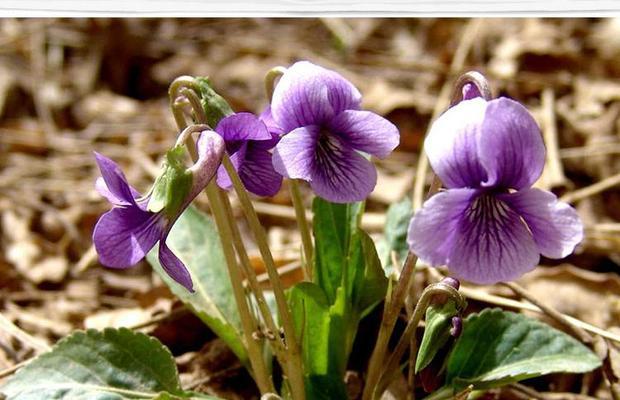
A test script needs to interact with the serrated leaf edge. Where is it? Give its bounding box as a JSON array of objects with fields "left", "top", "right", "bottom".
[
  {"left": 448, "top": 308, "right": 601, "bottom": 389},
  {"left": 1, "top": 328, "right": 182, "bottom": 399}
]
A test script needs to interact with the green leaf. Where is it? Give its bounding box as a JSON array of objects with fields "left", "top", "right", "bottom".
[
  {"left": 444, "top": 308, "right": 601, "bottom": 391},
  {"left": 288, "top": 282, "right": 332, "bottom": 374},
  {"left": 0, "top": 328, "right": 223, "bottom": 400},
  {"left": 312, "top": 197, "right": 363, "bottom": 304},
  {"left": 288, "top": 282, "right": 349, "bottom": 399},
  {"left": 378, "top": 197, "right": 413, "bottom": 273},
  {"left": 194, "top": 77, "right": 234, "bottom": 128},
  {"left": 348, "top": 230, "right": 388, "bottom": 318},
  {"left": 416, "top": 301, "right": 458, "bottom": 373},
  {"left": 147, "top": 206, "right": 247, "bottom": 366}
]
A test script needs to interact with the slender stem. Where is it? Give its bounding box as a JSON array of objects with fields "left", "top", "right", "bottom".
[
  {"left": 172, "top": 78, "right": 304, "bottom": 399},
  {"left": 216, "top": 188, "right": 289, "bottom": 361},
  {"left": 363, "top": 252, "right": 418, "bottom": 400},
  {"left": 221, "top": 154, "right": 306, "bottom": 400},
  {"left": 168, "top": 80, "right": 274, "bottom": 394},
  {"left": 407, "top": 331, "right": 418, "bottom": 400},
  {"left": 264, "top": 66, "right": 287, "bottom": 101},
  {"left": 449, "top": 71, "right": 493, "bottom": 105},
  {"left": 205, "top": 182, "right": 275, "bottom": 394},
  {"left": 289, "top": 179, "right": 313, "bottom": 281},
  {"left": 169, "top": 76, "right": 200, "bottom": 128},
  {"left": 175, "top": 124, "right": 211, "bottom": 147},
  {"left": 375, "top": 283, "right": 465, "bottom": 397},
  {"left": 180, "top": 87, "right": 209, "bottom": 125}
]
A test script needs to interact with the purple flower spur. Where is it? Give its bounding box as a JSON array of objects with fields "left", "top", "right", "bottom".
[
  {"left": 92, "top": 131, "right": 225, "bottom": 292},
  {"left": 407, "top": 96, "right": 583, "bottom": 284},
  {"left": 270, "top": 61, "right": 400, "bottom": 203},
  {"left": 214, "top": 112, "right": 282, "bottom": 197}
]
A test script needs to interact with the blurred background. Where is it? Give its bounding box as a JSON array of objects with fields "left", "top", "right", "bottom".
[{"left": 1, "top": 18, "right": 620, "bottom": 399}]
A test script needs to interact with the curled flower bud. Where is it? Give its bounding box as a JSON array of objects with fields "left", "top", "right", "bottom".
[{"left": 441, "top": 277, "right": 460, "bottom": 290}]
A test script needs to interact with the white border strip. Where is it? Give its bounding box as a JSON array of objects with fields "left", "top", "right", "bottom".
[{"left": 1, "top": 0, "right": 620, "bottom": 16}]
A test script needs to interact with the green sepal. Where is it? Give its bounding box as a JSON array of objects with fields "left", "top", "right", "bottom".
[
  {"left": 416, "top": 300, "right": 459, "bottom": 373},
  {"left": 148, "top": 145, "right": 193, "bottom": 216},
  {"left": 194, "top": 77, "right": 234, "bottom": 127}
]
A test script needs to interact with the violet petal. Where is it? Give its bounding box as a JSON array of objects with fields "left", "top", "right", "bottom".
[
  {"left": 215, "top": 112, "right": 272, "bottom": 142},
  {"left": 259, "top": 105, "right": 285, "bottom": 137},
  {"left": 93, "top": 206, "right": 164, "bottom": 268},
  {"left": 238, "top": 147, "right": 283, "bottom": 197},
  {"left": 329, "top": 110, "right": 400, "bottom": 158},
  {"left": 272, "top": 125, "right": 319, "bottom": 181},
  {"left": 500, "top": 188, "right": 583, "bottom": 259},
  {"left": 449, "top": 193, "right": 539, "bottom": 284},
  {"left": 425, "top": 98, "right": 488, "bottom": 189},
  {"left": 216, "top": 142, "right": 248, "bottom": 191},
  {"left": 94, "top": 152, "right": 141, "bottom": 207},
  {"left": 407, "top": 188, "right": 478, "bottom": 267},
  {"left": 479, "top": 98, "right": 546, "bottom": 190},
  {"left": 308, "top": 135, "right": 377, "bottom": 203},
  {"left": 159, "top": 234, "right": 194, "bottom": 292},
  {"left": 271, "top": 61, "right": 361, "bottom": 132}
]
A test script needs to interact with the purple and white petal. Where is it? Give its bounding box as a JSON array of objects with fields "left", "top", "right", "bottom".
[
  {"left": 329, "top": 110, "right": 400, "bottom": 158},
  {"left": 93, "top": 206, "right": 164, "bottom": 268},
  {"left": 159, "top": 232, "right": 194, "bottom": 292},
  {"left": 308, "top": 135, "right": 377, "bottom": 203},
  {"left": 479, "top": 97, "right": 546, "bottom": 190},
  {"left": 500, "top": 188, "right": 583, "bottom": 259},
  {"left": 448, "top": 193, "right": 540, "bottom": 284},
  {"left": 216, "top": 142, "right": 248, "bottom": 191},
  {"left": 189, "top": 130, "right": 225, "bottom": 198},
  {"left": 95, "top": 177, "right": 136, "bottom": 206},
  {"left": 408, "top": 188, "right": 479, "bottom": 267},
  {"left": 215, "top": 112, "right": 272, "bottom": 142},
  {"left": 238, "top": 147, "right": 283, "bottom": 197},
  {"left": 94, "top": 152, "right": 141, "bottom": 206},
  {"left": 259, "top": 106, "right": 285, "bottom": 137},
  {"left": 272, "top": 125, "right": 319, "bottom": 181},
  {"left": 425, "top": 98, "right": 488, "bottom": 189},
  {"left": 271, "top": 61, "right": 362, "bottom": 132}
]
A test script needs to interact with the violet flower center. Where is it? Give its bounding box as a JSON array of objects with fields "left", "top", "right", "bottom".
[{"left": 316, "top": 129, "right": 346, "bottom": 176}]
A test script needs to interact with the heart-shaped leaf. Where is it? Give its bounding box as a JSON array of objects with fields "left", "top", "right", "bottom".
[
  {"left": 444, "top": 308, "right": 601, "bottom": 391},
  {"left": 0, "top": 328, "right": 222, "bottom": 400}
]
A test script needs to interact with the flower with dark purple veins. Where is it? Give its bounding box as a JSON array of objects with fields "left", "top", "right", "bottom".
[
  {"left": 93, "top": 131, "right": 225, "bottom": 292},
  {"left": 215, "top": 112, "right": 282, "bottom": 197},
  {"left": 270, "top": 61, "right": 400, "bottom": 203},
  {"left": 407, "top": 96, "right": 583, "bottom": 284}
]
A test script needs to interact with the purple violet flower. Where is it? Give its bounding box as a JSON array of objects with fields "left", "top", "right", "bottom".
[
  {"left": 92, "top": 131, "right": 225, "bottom": 292},
  {"left": 215, "top": 112, "right": 282, "bottom": 197},
  {"left": 270, "top": 61, "right": 400, "bottom": 203},
  {"left": 407, "top": 96, "right": 583, "bottom": 284}
]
